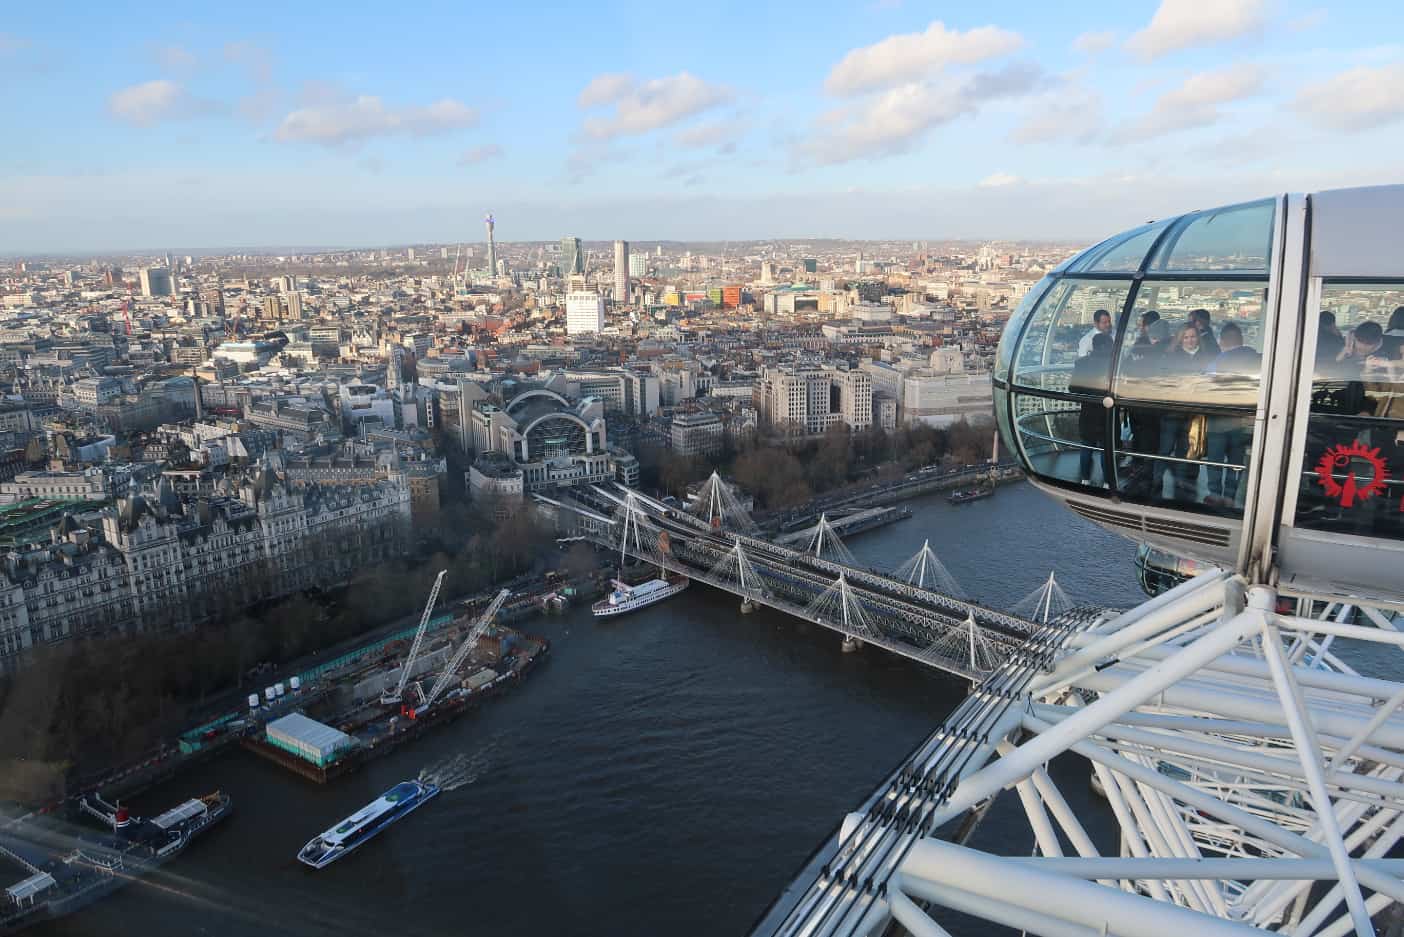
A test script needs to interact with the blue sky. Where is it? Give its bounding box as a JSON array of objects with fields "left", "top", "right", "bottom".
[{"left": 2, "top": 0, "right": 1402, "bottom": 252}]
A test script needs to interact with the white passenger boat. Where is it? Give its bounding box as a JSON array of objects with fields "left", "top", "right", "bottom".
[
  {"left": 297, "top": 780, "right": 439, "bottom": 869},
  {"left": 591, "top": 577, "right": 689, "bottom": 618}
]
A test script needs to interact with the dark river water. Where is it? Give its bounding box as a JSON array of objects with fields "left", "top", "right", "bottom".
[{"left": 38, "top": 482, "right": 1146, "bottom": 937}]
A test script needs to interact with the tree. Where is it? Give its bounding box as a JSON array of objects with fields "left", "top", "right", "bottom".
[{"left": 562, "top": 542, "right": 598, "bottom": 582}]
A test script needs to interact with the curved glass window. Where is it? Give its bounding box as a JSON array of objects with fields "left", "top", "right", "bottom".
[
  {"left": 1108, "top": 279, "right": 1266, "bottom": 516},
  {"left": 1135, "top": 544, "right": 1220, "bottom": 597},
  {"left": 1068, "top": 219, "right": 1172, "bottom": 274},
  {"left": 1113, "top": 280, "right": 1268, "bottom": 408},
  {"left": 994, "top": 275, "right": 1054, "bottom": 382},
  {"left": 1114, "top": 404, "right": 1253, "bottom": 513},
  {"left": 1296, "top": 282, "right": 1404, "bottom": 540},
  {"left": 1012, "top": 278, "right": 1132, "bottom": 395},
  {"left": 1147, "top": 198, "right": 1276, "bottom": 274},
  {"left": 1012, "top": 392, "right": 1108, "bottom": 486}
]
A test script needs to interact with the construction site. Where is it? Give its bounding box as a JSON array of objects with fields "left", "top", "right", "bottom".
[{"left": 236, "top": 573, "right": 550, "bottom": 784}]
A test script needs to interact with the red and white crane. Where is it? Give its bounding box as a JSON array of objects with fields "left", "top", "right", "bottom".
[
  {"left": 380, "top": 570, "right": 446, "bottom": 706},
  {"left": 409, "top": 587, "right": 510, "bottom": 717}
]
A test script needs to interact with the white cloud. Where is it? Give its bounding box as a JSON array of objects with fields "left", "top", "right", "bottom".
[
  {"left": 1071, "top": 31, "right": 1115, "bottom": 55},
  {"left": 458, "top": 143, "right": 504, "bottom": 165},
  {"left": 1010, "top": 87, "right": 1104, "bottom": 144},
  {"left": 1295, "top": 63, "right": 1404, "bottom": 131},
  {"left": 579, "top": 72, "right": 732, "bottom": 140},
  {"left": 1125, "top": 0, "right": 1265, "bottom": 60},
  {"left": 107, "top": 80, "right": 223, "bottom": 126},
  {"left": 150, "top": 43, "right": 196, "bottom": 72},
  {"left": 578, "top": 73, "right": 635, "bottom": 108},
  {"left": 1110, "top": 63, "right": 1267, "bottom": 142},
  {"left": 273, "top": 94, "right": 478, "bottom": 146},
  {"left": 674, "top": 119, "right": 747, "bottom": 150},
  {"left": 798, "top": 63, "right": 1043, "bottom": 166},
  {"left": 979, "top": 171, "right": 1021, "bottom": 187},
  {"left": 825, "top": 20, "right": 1023, "bottom": 95}
]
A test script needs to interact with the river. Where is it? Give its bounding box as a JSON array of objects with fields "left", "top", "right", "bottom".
[{"left": 36, "top": 482, "right": 1145, "bottom": 937}]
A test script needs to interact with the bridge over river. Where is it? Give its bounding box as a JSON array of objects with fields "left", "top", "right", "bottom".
[{"left": 535, "top": 473, "right": 1070, "bottom": 682}]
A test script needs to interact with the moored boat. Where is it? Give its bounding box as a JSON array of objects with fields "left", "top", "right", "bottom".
[{"left": 591, "top": 577, "right": 689, "bottom": 618}]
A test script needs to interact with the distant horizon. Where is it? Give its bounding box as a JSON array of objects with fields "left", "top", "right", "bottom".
[
  {"left": 3, "top": 233, "right": 1091, "bottom": 262},
  {"left": 5, "top": 0, "right": 1400, "bottom": 252}
]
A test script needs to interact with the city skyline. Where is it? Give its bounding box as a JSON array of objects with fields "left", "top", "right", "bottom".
[{"left": 4, "top": 0, "right": 1403, "bottom": 251}]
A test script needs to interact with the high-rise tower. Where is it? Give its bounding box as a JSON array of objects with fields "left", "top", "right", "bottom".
[
  {"left": 613, "top": 240, "right": 629, "bottom": 303},
  {"left": 561, "top": 236, "right": 584, "bottom": 277},
  {"left": 484, "top": 213, "right": 497, "bottom": 276}
]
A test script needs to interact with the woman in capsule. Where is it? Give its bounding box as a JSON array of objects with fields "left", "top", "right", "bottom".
[{"left": 1156, "top": 323, "right": 1213, "bottom": 501}]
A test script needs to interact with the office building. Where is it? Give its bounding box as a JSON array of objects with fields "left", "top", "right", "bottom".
[
  {"left": 753, "top": 365, "right": 872, "bottom": 434},
  {"left": 286, "top": 291, "right": 305, "bottom": 320},
  {"left": 138, "top": 267, "right": 173, "bottom": 297},
  {"left": 628, "top": 253, "right": 648, "bottom": 277},
  {"left": 565, "top": 290, "right": 605, "bottom": 335},
  {"left": 902, "top": 371, "right": 993, "bottom": 428},
  {"left": 670, "top": 410, "right": 723, "bottom": 457},
  {"left": 561, "top": 236, "right": 584, "bottom": 277},
  {"left": 613, "top": 240, "right": 629, "bottom": 303}
]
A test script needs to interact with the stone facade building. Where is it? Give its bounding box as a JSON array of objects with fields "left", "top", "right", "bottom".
[{"left": 0, "top": 463, "right": 412, "bottom": 669}]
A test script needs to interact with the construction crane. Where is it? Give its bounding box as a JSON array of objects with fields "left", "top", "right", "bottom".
[
  {"left": 380, "top": 570, "right": 447, "bottom": 705},
  {"left": 120, "top": 286, "right": 134, "bottom": 336},
  {"left": 409, "top": 588, "right": 510, "bottom": 717}
]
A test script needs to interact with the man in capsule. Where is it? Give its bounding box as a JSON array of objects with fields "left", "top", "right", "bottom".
[
  {"left": 1077, "top": 309, "right": 1114, "bottom": 358},
  {"left": 1204, "top": 323, "right": 1260, "bottom": 507},
  {"left": 1070, "top": 332, "right": 1114, "bottom": 486},
  {"left": 1316, "top": 321, "right": 1387, "bottom": 415}
]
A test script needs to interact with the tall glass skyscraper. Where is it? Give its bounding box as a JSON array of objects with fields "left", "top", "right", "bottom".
[{"left": 560, "top": 236, "right": 584, "bottom": 277}]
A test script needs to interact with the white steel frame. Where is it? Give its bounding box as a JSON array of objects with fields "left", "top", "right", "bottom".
[{"left": 777, "top": 572, "right": 1404, "bottom": 937}]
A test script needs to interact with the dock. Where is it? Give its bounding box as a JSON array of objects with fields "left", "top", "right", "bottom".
[
  {"left": 241, "top": 629, "right": 549, "bottom": 784},
  {"left": 774, "top": 505, "right": 911, "bottom": 546}
]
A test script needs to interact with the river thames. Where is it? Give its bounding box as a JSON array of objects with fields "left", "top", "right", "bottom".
[{"left": 40, "top": 482, "right": 1145, "bottom": 937}]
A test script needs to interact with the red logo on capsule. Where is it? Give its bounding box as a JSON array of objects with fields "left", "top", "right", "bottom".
[{"left": 1314, "top": 440, "right": 1389, "bottom": 508}]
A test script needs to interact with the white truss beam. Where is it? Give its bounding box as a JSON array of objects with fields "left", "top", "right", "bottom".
[{"left": 768, "top": 574, "right": 1404, "bottom": 937}]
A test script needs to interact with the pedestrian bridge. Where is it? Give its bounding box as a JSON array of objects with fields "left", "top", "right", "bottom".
[{"left": 535, "top": 473, "right": 1069, "bottom": 682}]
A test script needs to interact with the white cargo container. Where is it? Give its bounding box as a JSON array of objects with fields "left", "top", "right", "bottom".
[{"left": 265, "top": 713, "right": 355, "bottom": 768}]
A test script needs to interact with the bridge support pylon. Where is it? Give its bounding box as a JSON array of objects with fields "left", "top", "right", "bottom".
[
  {"left": 740, "top": 599, "right": 757, "bottom": 614},
  {"left": 841, "top": 635, "right": 861, "bottom": 653}
]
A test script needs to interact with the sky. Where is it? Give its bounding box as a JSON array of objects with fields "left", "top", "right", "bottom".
[{"left": 2, "top": 0, "right": 1403, "bottom": 253}]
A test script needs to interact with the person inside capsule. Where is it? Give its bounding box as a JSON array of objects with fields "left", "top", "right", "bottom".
[
  {"left": 1002, "top": 198, "right": 1281, "bottom": 519},
  {"left": 1299, "top": 289, "right": 1404, "bottom": 537}
]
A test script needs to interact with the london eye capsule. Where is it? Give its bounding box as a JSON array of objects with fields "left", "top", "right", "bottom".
[{"left": 993, "top": 185, "right": 1404, "bottom": 604}]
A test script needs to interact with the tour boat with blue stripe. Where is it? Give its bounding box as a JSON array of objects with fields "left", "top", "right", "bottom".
[{"left": 297, "top": 780, "right": 439, "bottom": 869}]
